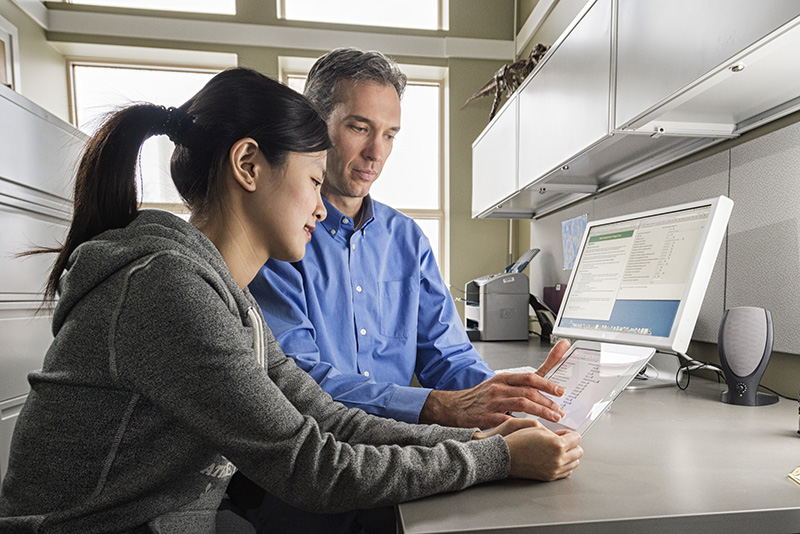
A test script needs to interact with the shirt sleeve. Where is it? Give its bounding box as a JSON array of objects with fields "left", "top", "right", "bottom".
[
  {"left": 111, "top": 255, "right": 510, "bottom": 513},
  {"left": 414, "top": 235, "right": 496, "bottom": 390},
  {"left": 250, "top": 259, "right": 434, "bottom": 424}
]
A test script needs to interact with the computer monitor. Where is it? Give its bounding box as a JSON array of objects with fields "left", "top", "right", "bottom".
[{"left": 552, "top": 196, "right": 733, "bottom": 355}]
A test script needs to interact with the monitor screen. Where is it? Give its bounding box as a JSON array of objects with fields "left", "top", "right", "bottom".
[{"left": 552, "top": 196, "right": 733, "bottom": 354}]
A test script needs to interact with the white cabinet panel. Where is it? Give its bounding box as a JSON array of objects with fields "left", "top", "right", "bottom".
[
  {"left": 616, "top": 0, "right": 800, "bottom": 130},
  {"left": 0, "top": 206, "right": 68, "bottom": 298},
  {"left": 0, "top": 311, "right": 53, "bottom": 401},
  {"left": 518, "top": 0, "right": 612, "bottom": 190},
  {"left": 472, "top": 97, "right": 518, "bottom": 217},
  {"left": 0, "top": 395, "right": 26, "bottom": 483},
  {"left": 0, "top": 84, "right": 84, "bottom": 202}
]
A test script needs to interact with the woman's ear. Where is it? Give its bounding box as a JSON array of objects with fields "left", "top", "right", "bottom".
[{"left": 229, "top": 138, "right": 262, "bottom": 192}]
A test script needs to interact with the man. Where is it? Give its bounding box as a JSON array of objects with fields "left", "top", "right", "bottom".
[
  {"left": 249, "top": 47, "right": 568, "bottom": 430},
  {"left": 229, "top": 47, "right": 575, "bottom": 534}
]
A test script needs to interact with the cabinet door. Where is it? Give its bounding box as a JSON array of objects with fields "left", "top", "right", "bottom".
[
  {"left": 0, "top": 206, "right": 68, "bottom": 298},
  {"left": 0, "top": 395, "right": 26, "bottom": 483},
  {"left": 615, "top": 0, "right": 800, "bottom": 129},
  {"left": 518, "top": 0, "right": 612, "bottom": 190},
  {"left": 472, "top": 96, "right": 518, "bottom": 217},
  {"left": 0, "top": 310, "right": 53, "bottom": 401},
  {"left": 0, "top": 86, "right": 82, "bottom": 202}
]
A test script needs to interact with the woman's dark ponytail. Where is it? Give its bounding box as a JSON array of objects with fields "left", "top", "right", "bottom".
[
  {"left": 34, "top": 67, "right": 330, "bottom": 303},
  {"left": 41, "top": 104, "right": 174, "bottom": 301}
]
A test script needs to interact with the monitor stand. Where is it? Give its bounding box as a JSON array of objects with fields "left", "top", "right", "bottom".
[{"left": 627, "top": 351, "right": 681, "bottom": 389}]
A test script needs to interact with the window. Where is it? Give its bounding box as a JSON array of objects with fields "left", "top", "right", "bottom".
[
  {"left": 70, "top": 63, "right": 219, "bottom": 211},
  {"left": 0, "top": 36, "right": 8, "bottom": 88},
  {"left": 279, "top": 0, "right": 447, "bottom": 31},
  {"left": 283, "top": 67, "right": 445, "bottom": 268},
  {"left": 0, "top": 14, "right": 19, "bottom": 90},
  {"left": 64, "top": 0, "right": 235, "bottom": 15}
]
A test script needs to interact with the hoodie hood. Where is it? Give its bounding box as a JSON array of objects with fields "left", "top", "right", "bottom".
[{"left": 53, "top": 210, "right": 239, "bottom": 335}]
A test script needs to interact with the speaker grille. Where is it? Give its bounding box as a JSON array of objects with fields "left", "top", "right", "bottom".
[{"left": 721, "top": 307, "right": 768, "bottom": 377}]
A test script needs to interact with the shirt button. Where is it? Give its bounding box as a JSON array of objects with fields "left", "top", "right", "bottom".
[
  {"left": 351, "top": 244, "right": 356, "bottom": 250},
  {"left": 342, "top": 217, "right": 349, "bottom": 224},
  {"left": 360, "top": 328, "right": 367, "bottom": 336},
  {"left": 364, "top": 371, "right": 370, "bottom": 377},
  {"left": 330, "top": 229, "right": 336, "bottom": 235},
  {"left": 356, "top": 286, "right": 363, "bottom": 293}
]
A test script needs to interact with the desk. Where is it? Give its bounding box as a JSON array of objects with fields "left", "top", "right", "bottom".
[{"left": 397, "top": 341, "right": 800, "bottom": 533}]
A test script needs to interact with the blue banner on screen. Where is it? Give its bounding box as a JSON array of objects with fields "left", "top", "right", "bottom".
[{"left": 557, "top": 299, "right": 680, "bottom": 338}]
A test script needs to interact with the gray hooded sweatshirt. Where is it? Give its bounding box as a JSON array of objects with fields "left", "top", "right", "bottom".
[{"left": 0, "top": 210, "right": 510, "bottom": 534}]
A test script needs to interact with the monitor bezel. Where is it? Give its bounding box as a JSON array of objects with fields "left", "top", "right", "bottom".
[{"left": 552, "top": 196, "right": 734, "bottom": 354}]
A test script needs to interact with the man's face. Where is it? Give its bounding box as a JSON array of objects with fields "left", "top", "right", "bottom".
[{"left": 322, "top": 79, "right": 402, "bottom": 201}]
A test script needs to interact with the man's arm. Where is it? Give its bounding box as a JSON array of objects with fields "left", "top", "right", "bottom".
[
  {"left": 412, "top": 239, "right": 569, "bottom": 429},
  {"left": 249, "top": 259, "right": 432, "bottom": 423},
  {"left": 411, "top": 240, "right": 495, "bottom": 391}
]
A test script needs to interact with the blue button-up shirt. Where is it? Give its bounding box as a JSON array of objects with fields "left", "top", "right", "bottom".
[{"left": 249, "top": 196, "right": 494, "bottom": 423}]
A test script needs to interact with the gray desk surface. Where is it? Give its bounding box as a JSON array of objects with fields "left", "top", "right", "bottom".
[{"left": 397, "top": 340, "right": 800, "bottom": 534}]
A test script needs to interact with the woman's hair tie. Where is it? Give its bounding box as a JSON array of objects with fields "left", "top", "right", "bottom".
[{"left": 160, "top": 105, "right": 192, "bottom": 144}]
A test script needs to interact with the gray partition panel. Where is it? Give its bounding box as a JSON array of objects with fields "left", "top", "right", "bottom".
[
  {"left": 529, "top": 201, "right": 595, "bottom": 297},
  {"left": 531, "top": 152, "right": 729, "bottom": 344},
  {"left": 593, "top": 152, "right": 729, "bottom": 343},
  {"left": 729, "top": 120, "right": 800, "bottom": 353},
  {"left": 531, "top": 117, "right": 800, "bottom": 354}
]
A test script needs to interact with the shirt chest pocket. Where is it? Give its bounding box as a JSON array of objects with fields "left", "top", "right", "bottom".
[{"left": 379, "top": 277, "right": 419, "bottom": 338}]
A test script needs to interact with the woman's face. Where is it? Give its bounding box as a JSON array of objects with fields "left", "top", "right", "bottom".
[{"left": 257, "top": 151, "right": 327, "bottom": 262}]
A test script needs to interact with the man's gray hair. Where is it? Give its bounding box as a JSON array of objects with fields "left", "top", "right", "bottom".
[{"left": 304, "top": 47, "right": 407, "bottom": 119}]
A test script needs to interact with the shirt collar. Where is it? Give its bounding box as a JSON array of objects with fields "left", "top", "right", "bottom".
[
  {"left": 356, "top": 196, "right": 375, "bottom": 230},
  {"left": 319, "top": 196, "right": 375, "bottom": 238}
]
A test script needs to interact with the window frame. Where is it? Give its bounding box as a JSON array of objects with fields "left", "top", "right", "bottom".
[
  {"left": 280, "top": 59, "right": 447, "bottom": 275},
  {"left": 277, "top": 0, "right": 448, "bottom": 31},
  {"left": 0, "top": 14, "right": 20, "bottom": 91},
  {"left": 63, "top": 0, "right": 236, "bottom": 16}
]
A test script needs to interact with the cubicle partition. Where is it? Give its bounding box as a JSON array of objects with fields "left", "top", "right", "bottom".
[
  {"left": 0, "top": 83, "right": 85, "bottom": 482},
  {"left": 529, "top": 116, "right": 800, "bottom": 356}
]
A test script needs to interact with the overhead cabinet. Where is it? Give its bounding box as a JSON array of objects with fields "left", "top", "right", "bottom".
[
  {"left": 471, "top": 96, "right": 518, "bottom": 217},
  {"left": 615, "top": 0, "right": 800, "bottom": 135},
  {"left": 473, "top": 0, "right": 800, "bottom": 219}
]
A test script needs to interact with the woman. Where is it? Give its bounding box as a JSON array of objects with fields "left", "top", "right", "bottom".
[{"left": 0, "top": 68, "right": 582, "bottom": 533}]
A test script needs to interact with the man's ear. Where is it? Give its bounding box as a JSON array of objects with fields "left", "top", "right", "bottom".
[{"left": 229, "top": 138, "right": 261, "bottom": 192}]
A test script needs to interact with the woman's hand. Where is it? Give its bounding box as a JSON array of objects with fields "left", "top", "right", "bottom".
[
  {"left": 504, "top": 421, "right": 583, "bottom": 481},
  {"left": 472, "top": 417, "right": 543, "bottom": 440}
]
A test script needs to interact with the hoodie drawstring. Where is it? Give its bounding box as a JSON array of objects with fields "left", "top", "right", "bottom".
[{"left": 246, "top": 307, "right": 265, "bottom": 368}]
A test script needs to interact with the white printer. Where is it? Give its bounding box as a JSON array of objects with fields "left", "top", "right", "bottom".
[{"left": 464, "top": 249, "right": 539, "bottom": 341}]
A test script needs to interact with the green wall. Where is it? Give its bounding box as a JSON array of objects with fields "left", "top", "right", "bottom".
[{"left": 448, "top": 58, "right": 512, "bottom": 311}]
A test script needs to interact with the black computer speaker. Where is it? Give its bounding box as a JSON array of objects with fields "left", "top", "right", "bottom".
[{"left": 718, "top": 306, "right": 778, "bottom": 406}]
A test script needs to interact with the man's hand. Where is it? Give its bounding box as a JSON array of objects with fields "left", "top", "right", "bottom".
[
  {"left": 419, "top": 340, "right": 571, "bottom": 429},
  {"left": 535, "top": 339, "right": 570, "bottom": 378}
]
